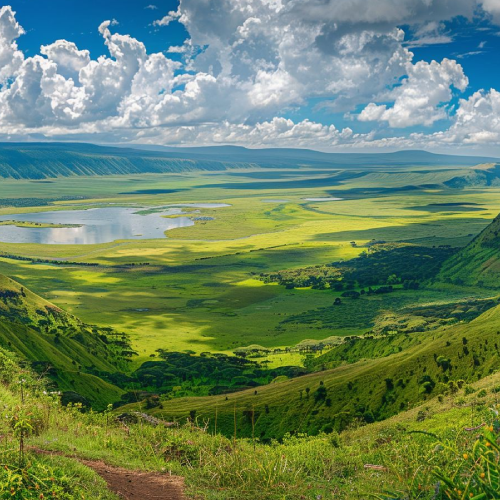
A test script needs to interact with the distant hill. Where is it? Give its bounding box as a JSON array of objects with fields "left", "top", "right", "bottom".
[
  {"left": 444, "top": 163, "right": 500, "bottom": 188},
  {"left": 437, "top": 212, "right": 500, "bottom": 288},
  {"left": 0, "top": 273, "right": 126, "bottom": 408},
  {"left": 0, "top": 142, "right": 497, "bottom": 179},
  {"left": 125, "top": 144, "right": 499, "bottom": 168}
]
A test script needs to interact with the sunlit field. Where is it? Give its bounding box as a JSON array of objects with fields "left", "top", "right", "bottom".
[{"left": 1, "top": 166, "right": 499, "bottom": 365}]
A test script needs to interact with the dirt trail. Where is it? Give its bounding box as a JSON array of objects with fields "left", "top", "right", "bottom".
[
  {"left": 80, "top": 459, "right": 185, "bottom": 499},
  {"left": 32, "top": 449, "right": 186, "bottom": 499}
]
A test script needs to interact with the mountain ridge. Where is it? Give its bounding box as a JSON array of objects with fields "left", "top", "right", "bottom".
[{"left": 0, "top": 142, "right": 497, "bottom": 179}]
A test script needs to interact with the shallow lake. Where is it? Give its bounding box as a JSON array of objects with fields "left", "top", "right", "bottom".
[{"left": 0, "top": 204, "right": 228, "bottom": 245}]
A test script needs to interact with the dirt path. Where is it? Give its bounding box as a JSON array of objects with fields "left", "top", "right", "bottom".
[
  {"left": 80, "top": 459, "right": 185, "bottom": 500},
  {"left": 31, "top": 448, "right": 186, "bottom": 499}
]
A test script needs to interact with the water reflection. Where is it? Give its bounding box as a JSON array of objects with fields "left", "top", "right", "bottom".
[{"left": 0, "top": 206, "right": 220, "bottom": 245}]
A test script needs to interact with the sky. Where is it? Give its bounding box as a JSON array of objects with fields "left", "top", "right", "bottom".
[{"left": 1, "top": 0, "right": 500, "bottom": 153}]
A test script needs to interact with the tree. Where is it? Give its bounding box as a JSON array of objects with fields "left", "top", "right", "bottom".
[{"left": 314, "top": 385, "right": 327, "bottom": 403}]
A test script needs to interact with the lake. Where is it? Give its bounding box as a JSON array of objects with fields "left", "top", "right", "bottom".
[{"left": 0, "top": 204, "right": 229, "bottom": 245}]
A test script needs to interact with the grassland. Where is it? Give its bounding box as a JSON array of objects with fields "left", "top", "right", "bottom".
[
  {"left": 3, "top": 155, "right": 500, "bottom": 497},
  {"left": 1, "top": 165, "right": 500, "bottom": 366}
]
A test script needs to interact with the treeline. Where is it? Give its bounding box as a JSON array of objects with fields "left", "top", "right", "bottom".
[
  {"left": 0, "top": 253, "right": 151, "bottom": 268},
  {"left": 90, "top": 351, "right": 308, "bottom": 408},
  {"left": 259, "top": 243, "right": 456, "bottom": 290},
  {"left": 0, "top": 196, "right": 86, "bottom": 207}
]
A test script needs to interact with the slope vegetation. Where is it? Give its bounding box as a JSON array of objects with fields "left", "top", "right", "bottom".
[
  {"left": 137, "top": 299, "right": 500, "bottom": 439},
  {"left": 0, "top": 142, "right": 253, "bottom": 179},
  {"left": 437, "top": 213, "right": 500, "bottom": 287},
  {"left": 2, "top": 340, "right": 500, "bottom": 500},
  {"left": 0, "top": 274, "right": 126, "bottom": 407}
]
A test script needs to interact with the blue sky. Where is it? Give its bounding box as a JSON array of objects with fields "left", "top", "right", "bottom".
[
  {"left": 1, "top": 0, "right": 500, "bottom": 152},
  {"left": 6, "top": 0, "right": 185, "bottom": 59}
]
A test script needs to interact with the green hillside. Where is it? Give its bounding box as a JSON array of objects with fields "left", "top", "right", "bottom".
[
  {"left": 131, "top": 298, "right": 500, "bottom": 439},
  {"left": 0, "top": 274, "right": 126, "bottom": 408},
  {"left": 1, "top": 337, "right": 500, "bottom": 499},
  {"left": 437, "top": 213, "right": 500, "bottom": 287}
]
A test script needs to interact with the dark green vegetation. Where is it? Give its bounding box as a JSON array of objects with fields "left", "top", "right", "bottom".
[
  {"left": 101, "top": 350, "right": 307, "bottom": 406},
  {"left": 133, "top": 297, "right": 500, "bottom": 440},
  {"left": 0, "top": 274, "right": 311, "bottom": 412},
  {"left": 120, "top": 211, "right": 500, "bottom": 439},
  {"left": 438, "top": 213, "right": 500, "bottom": 288},
  {"left": 260, "top": 243, "right": 456, "bottom": 289}
]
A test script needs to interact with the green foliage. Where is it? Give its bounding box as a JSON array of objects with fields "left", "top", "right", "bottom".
[
  {"left": 102, "top": 351, "right": 307, "bottom": 404},
  {"left": 0, "top": 274, "right": 130, "bottom": 409},
  {"left": 261, "top": 244, "right": 455, "bottom": 289},
  {"left": 0, "top": 453, "right": 117, "bottom": 499},
  {"left": 434, "top": 422, "right": 500, "bottom": 499}
]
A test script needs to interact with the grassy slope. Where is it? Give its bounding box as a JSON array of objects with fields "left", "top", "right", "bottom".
[
  {"left": 0, "top": 274, "right": 124, "bottom": 407},
  {"left": 132, "top": 301, "right": 500, "bottom": 439},
  {"left": 437, "top": 213, "right": 500, "bottom": 287},
  {"left": 7, "top": 344, "right": 500, "bottom": 500}
]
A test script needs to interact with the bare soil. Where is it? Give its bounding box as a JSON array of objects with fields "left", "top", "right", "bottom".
[{"left": 31, "top": 448, "right": 186, "bottom": 499}]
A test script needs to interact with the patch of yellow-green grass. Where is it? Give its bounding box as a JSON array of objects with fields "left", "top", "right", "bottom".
[{"left": 0, "top": 220, "right": 81, "bottom": 228}]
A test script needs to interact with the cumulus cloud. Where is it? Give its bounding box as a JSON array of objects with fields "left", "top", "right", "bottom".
[
  {"left": 40, "top": 40, "right": 90, "bottom": 80},
  {"left": 359, "top": 59, "right": 468, "bottom": 127},
  {"left": 482, "top": 0, "right": 500, "bottom": 22},
  {"left": 0, "top": 6, "right": 25, "bottom": 82},
  {"left": 0, "top": 0, "right": 500, "bottom": 151},
  {"left": 446, "top": 89, "right": 500, "bottom": 144},
  {"left": 129, "top": 117, "right": 354, "bottom": 149}
]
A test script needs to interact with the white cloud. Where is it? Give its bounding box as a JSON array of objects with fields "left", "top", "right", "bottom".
[
  {"left": 153, "top": 8, "right": 181, "bottom": 27},
  {"left": 40, "top": 40, "right": 90, "bottom": 80},
  {"left": 130, "top": 117, "right": 354, "bottom": 149},
  {"left": 482, "top": 0, "right": 500, "bottom": 21},
  {"left": 446, "top": 89, "right": 500, "bottom": 144},
  {"left": 359, "top": 59, "right": 468, "bottom": 127},
  {"left": 0, "top": 6, "right": 25, "bottom": 83},
  {"left": 0, "top": 1, "right": 500, "bottom": 152}
]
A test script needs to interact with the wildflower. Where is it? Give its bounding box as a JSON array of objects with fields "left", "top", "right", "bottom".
[
  {"left": 463, "top": 453, "right": 468, "bottom": 459},
  {"left": 486, "top": 442, "right": 491, "bottom": 447},
  {"left": 480, "top": 472, "right": 486, "bottom": 478},
  {"left": 489, "top": 426, "right": 494, "bottom": 432}
]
